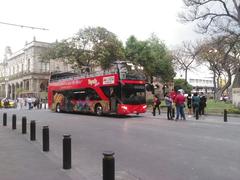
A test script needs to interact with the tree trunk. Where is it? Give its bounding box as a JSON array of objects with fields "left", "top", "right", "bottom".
[
  {"left": 216, "top": 69, "right": 232, "bottom": 100},
  {"left": 213, "top": 69, "right": 217, "bottom": 100},
  {"left": 185, "top": 69, "right": 188, "bottom": 82}
]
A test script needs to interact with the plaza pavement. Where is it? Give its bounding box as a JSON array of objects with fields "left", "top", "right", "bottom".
[{"left": 0, "top": 111, "right": 86, "bottom": 180}]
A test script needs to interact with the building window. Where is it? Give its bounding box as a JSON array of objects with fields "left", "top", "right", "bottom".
[
  {"left": 45, "top": 63, "right": 49, "bottom": 72},
  {"left": 27, "top": 59, "right": 30, "bottom": 72},
  {"left": 26, "top": 81, "right": 29, "bottom": 90}
]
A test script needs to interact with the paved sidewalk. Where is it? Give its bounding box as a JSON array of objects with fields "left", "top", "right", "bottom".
[
  {"left": 145, "top": 110, "right": 240, "bottom": 123},
  {"left": 0, "top": 126, "right": 85, "bottom": 180}
]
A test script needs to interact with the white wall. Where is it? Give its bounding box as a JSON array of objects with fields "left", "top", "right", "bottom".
[{"left": 232, "top": 88, "right": 240, "bottom": 108}]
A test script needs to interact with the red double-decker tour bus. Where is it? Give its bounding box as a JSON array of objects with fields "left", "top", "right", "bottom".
[{"left": 48, "top": 61, "right": 147, "bottom": 115}]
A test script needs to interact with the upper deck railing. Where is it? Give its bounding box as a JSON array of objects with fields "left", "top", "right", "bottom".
[
  {"left": 49, "top": 69, "right": 118, "bottom": 83},
  {"left": 49, "top": 61, "right": 146, "bottom": 83}
]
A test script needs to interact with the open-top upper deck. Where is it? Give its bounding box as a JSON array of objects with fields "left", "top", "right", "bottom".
[{"left": 49, "top": 61, "right": 146, "bottom": 83}]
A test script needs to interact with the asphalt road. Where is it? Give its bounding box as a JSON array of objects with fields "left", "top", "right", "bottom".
[{"left": 0, "top": 108, "right": 240, "bottom": 180}]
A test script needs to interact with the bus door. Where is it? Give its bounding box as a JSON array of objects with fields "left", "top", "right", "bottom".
[{"left": 110, "top": 87, "right": 117, "bottom": 111}]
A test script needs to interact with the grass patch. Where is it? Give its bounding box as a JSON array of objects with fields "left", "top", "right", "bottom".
[
  {"left": 205, "top": 100, "right": 240, "bottom": 114},
  {"left": 147, "top": 98, "right": 240, "bottom": 114}
]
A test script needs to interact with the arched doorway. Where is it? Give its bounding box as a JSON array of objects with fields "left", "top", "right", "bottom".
[
  {"left": 16, "top": 83, "right": 20, "bottom": 98},
  {"left": 40, "top": 82, "right": 48, "bottom": 92},
  {"left": 12, "top": 84, "right": 15, "bottom": 99},
  {"left": 8, "top": 85, "right": 11, "bottom": 99},
  {"left": 26, "top": 81, "right": 29, "bottom": 91}
]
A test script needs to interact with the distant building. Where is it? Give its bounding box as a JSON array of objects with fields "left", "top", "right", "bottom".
[
  {"left": 175, "top": 65, "right": 214, "bottom": 94},
  {"left": 0, "top": 38, "right": 72, "bottom": 99},
  {"left": 188, "top": 77, "right": 214, "bottom": 93}
]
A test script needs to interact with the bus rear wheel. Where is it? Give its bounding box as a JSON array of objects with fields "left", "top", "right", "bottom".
[
  {"left": 95, "top": 104, "right": 103, "bottom": 116},
  {"left": 56, "top": 103, "right": 61, "bottom": 113}
]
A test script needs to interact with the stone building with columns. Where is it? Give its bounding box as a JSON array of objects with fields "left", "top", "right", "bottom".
[{"left": 0, "top": 38, "right": 71, "bottom": 100}]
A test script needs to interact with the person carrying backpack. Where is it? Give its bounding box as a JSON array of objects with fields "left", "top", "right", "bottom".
[{"left": 153, "top": 94, "right": 161, "bottom": 116}]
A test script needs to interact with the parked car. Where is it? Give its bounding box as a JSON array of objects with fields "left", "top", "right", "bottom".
[{"left": 0, "top": 98, "right": 17, "bottom": 108}]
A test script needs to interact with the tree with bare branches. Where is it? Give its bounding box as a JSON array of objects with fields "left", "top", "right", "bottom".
[
  {"left": 196, "top": 35, "right": 240, "bottom": 99},
  {"left": 180, "top": 0, "right": 240, "bottom": 100},
  {"left": 172, "top": 41, "right": 200, "bottom": 82},
  {"left": 179, "top": 0, "right": 240, "bottom": 35}
]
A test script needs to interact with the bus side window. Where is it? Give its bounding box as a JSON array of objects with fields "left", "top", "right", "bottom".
[
  {"left": 100, "top": 87, "right": 110, "bottom": 98},
  {"left": 87, "top": 88, "right": 101, "bottom": 100},
  {"left": 71, "top": 90, "right": 86, "bottom": 101}
]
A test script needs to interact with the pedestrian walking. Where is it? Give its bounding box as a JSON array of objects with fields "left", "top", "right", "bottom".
[
  {"left": 174, "top": 90, "right": 186, "bottom": 120},
  {"left": 27, "top": 97, "right": 33, "bottom": 110},
  {"left": 152, "top": 94, "right": 161, "bottom": 116},
  {"left": 164, "top": 93, "right": 173, "bottom": 120}
]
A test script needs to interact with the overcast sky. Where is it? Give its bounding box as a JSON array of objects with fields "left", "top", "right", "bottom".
[{"left": 0, "top": 0, "right": 201, "bottom": 59}]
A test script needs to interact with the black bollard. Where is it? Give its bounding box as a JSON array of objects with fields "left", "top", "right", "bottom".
[
  {"left": 42, "top": 126, "right": 49, "bottom": 152},
  {"left": 63, "top": 134, "right": 71, "bottom": 169},
  {"left": 30, "top": 120, "right": 36, "bottom": 141},
  {"left": 103, "top": 151, "right": 115, "bottom": 180},
  {"left": 12, "top": 114, "right": 16, "bottom": 130},
  {"left": 224, "top": 109, "right": 228, "bottom": 122},
  {"left": 3, "top": 113, "right": 7, "bottom": 126},
  {"left": 22, "top": 116, "right": 27, "bottom": 134}
]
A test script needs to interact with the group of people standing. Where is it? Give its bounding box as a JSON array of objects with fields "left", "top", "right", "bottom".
[
  {"left": 188, "top": 92, "right": 207, "bottom": 118},
  {"left": 152, "top": 90, "right": 207, "bottom": 121}
]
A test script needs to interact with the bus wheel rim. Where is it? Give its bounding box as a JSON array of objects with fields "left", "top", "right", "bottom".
[
  {"left": 96, "top": 106, "right": 102, "bottom": 115},
  {"left": 56, "top": 104, "right": 60, "bottom": 112}
]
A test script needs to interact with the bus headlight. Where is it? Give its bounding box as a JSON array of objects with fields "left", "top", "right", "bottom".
[{"left": 143, "top": 105, "right": 147, "bottom": 109}]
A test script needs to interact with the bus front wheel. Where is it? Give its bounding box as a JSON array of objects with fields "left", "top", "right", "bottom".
[
  {"left": 95, "top": 104, "right": 103, "bottom": 116},
  {"left": 56, "top": 103, "right": 61, "bottom": 113}
]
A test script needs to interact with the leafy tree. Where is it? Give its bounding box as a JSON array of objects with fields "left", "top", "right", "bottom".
[
  {"left": 125, "top": 34, "right": 175, "bottom": 83},
  {"left": 41, "top": 26, "right": 125, "bottom": 70},
  {"left": 174, "top": 79, "right": 193, "bottom": 93}
]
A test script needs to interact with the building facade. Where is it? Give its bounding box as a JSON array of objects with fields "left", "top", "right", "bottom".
[
  {"left": 175, "top": 64, "right": 214, "bottom": 95},
  {"left": 0, "top": 38, "right": 71, "bottom": 100}
]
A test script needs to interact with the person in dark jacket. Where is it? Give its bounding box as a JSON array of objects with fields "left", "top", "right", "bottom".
[
  {"left": 199, "top": 92, "right": 207, "bottom": 115},
  {"left": 164, "top": 93, "right": 173, "bottom": 120},
  {"left": 187, "top": 93, "right": 192, "bottom": 116},
  {"left": 153, "top": 95, "right": 161, "bottom": 116},
  {"left": 192, "top": 93, "right": 200, "bottom": 119}
]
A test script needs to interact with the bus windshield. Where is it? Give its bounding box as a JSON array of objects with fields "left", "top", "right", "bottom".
[
  {"left": 121, "top": 84, "right": 146, "bottom": 105},
  {"left": 118, "top": 62, "right": 145, "bottom": 80}
]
